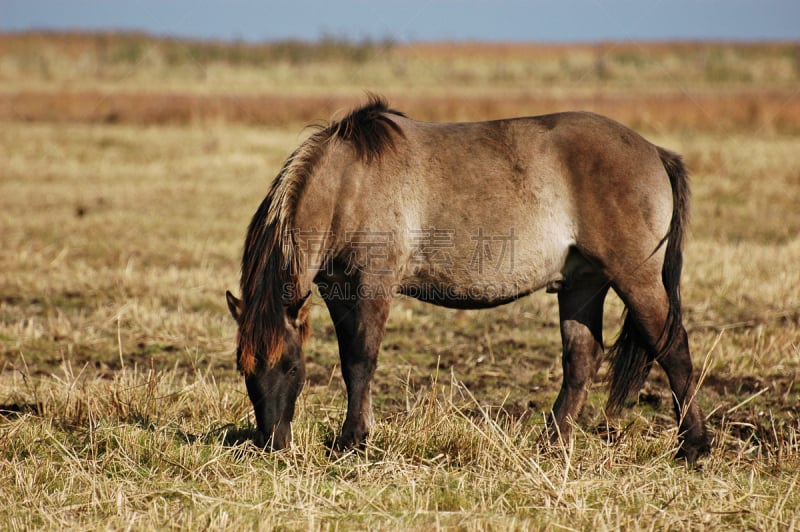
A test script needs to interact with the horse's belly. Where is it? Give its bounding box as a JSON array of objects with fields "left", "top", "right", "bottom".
[{"left": 398, "top": 231, "right": 572, "bottom": 309}]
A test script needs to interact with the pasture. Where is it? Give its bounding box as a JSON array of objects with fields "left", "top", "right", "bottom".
[{"left": 1, "top": 33, "right": 799, "bottom": 529}]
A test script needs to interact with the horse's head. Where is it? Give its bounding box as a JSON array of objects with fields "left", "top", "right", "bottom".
[{"left": 225, "top": 290, "right": 310, "bottom": 450}]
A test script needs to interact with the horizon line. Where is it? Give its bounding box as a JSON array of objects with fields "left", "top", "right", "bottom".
[{"left": 2, "top": 28, "right": 798, "bottom": 47}]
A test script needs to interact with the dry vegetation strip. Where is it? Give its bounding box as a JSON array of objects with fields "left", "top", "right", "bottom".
[{"left": 2, "top": 88, "right": 800, "bottom": 132}]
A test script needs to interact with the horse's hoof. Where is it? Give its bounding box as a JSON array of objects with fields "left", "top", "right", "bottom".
[{"left": 330, "top": 430, "right": 368, "bottom": 453}]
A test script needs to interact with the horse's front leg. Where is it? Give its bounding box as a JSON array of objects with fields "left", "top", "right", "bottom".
[{"left": 322, "top": 281, "right": 391, "bottom": 450}]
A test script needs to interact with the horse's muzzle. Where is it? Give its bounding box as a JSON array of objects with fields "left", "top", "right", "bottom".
[{"left": 253, "top": 423, "right": 291, "bottom": 451}]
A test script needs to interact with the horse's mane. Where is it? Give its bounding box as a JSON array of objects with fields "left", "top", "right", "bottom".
[{"left": 237, "top": 95, "right": 405, "bottom": 374}]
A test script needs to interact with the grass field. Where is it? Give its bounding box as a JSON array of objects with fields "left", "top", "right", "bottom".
[{"left": 1, "top": 33, "right": 800, "bottom": 529}]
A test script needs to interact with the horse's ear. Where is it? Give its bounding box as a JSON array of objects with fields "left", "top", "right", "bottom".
[
  {"left": 295, "top": 299, "right": 312, "bottom": 343},
  {"left": 225, "top": 290, "right": 242, "bottom": 322},
  {"left": 286, "top": 290, "right": 312, "bottom": 321}
]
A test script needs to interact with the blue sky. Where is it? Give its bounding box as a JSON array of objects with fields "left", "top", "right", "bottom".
[{"left": 3, "top": 1, "right": 799, "bottom": 42}]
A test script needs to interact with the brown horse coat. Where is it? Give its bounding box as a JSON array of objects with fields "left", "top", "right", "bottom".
[{"left": 227, "top": 96, "right": 709, "bottom": 463}]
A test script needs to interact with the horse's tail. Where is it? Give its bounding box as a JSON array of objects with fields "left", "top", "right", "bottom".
[{"left": 607, "top": 147, "right": 690, "bottom": 414}]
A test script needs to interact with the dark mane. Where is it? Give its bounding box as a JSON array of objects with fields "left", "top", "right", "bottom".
[
  {"left": 237, "top": 95, "right": 405, "bottom": 374},
  {"left": 330, "top": 94, "right": 406, "bottom": 163}
]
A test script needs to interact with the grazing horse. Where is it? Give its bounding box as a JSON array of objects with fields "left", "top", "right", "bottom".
[{"left": 225, "top": 95, "right": 710, "bottom": 463}]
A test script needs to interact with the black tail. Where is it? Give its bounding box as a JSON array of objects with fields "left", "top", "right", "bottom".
[{"left": 607, "top": 147, "right": 690, "bottom": 414}]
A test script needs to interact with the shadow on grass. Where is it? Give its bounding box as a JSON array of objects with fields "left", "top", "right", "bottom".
[
  {"left": 0, "top": 402, "right": 42, "bottom": 419},
  {"left": 170, "top": 423, "right": 257, "bottom": 448},
  {"left": 121, "top": 409, "right": 263, "bottom": 454}
]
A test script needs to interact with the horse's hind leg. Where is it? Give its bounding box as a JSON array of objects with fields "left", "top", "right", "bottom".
[
  {"left": 656, "top": 323, "right": 709, "bottom": 462},
  {"left": 612, "top": 272, "right": 709, "bottom": 463},
  {"left": 547, "top": 280, "right": 609, "bottom": 444},
  {"left": 322, "top": 282, "right": 391, "bottom": 451}
]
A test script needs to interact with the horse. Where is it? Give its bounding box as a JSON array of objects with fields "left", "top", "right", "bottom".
[{"left": 225, "top": 95, "right": 710, "bottom": 464}]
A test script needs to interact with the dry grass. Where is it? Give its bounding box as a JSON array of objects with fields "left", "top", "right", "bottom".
[
  {"left": 1, "top": 33, "right": 800, "bottom": 529},
  {"left": 2, "top": 89, "right": 800, "bottom": 133},
  {"left": 1, "top": 32, "right": 799, "bottom": 132}
]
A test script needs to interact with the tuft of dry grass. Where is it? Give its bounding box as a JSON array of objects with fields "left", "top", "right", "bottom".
[{"left": 1, "top": 33, "right": 800, "bottom": 529}]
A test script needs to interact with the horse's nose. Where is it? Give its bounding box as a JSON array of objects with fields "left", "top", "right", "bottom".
[
  {"left": 253, "top": 425, "right": 291, "bottom": 451},
  {"left": 270, "top": 423, "right": 292, "bottom": 451}
]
